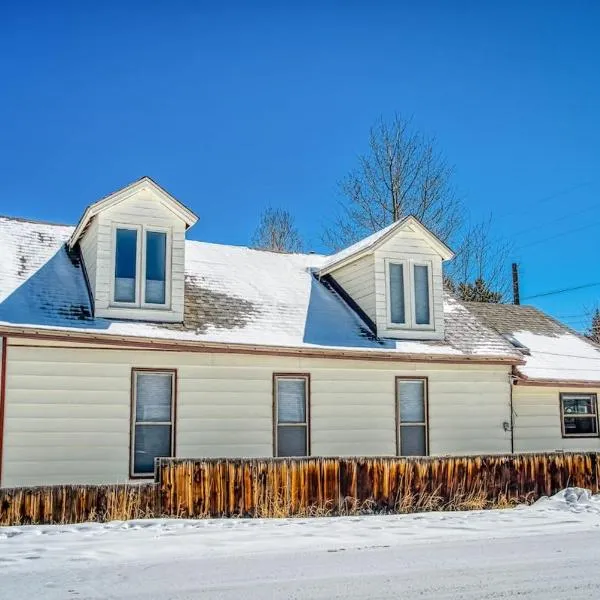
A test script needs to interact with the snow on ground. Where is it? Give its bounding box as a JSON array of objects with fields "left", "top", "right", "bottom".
[{"left": 2, "top": 488, "right": 600, "bottom": 599}]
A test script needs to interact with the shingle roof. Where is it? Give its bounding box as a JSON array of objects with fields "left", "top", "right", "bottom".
[
  {"left": 464, "top": 302, "right": 600, "bottom": 383},
  {"left": 0, "top": 215, "right": 520, "bottom": 361}
]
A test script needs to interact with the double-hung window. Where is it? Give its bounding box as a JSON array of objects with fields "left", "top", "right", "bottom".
[
  {"left": 560, "top": 393, "right": 598, "bottom": 437},
  {"left": 131, "top": 369, "right": 176, "bottom": 477},
  {"left": 396, "top": 377, "right": 428, "bottom": 456},
  {"left": 386, "top": 259, "right": 433, "bottom": 328},
  {"left": 113, "top": 225, "right": 170, "bottom": 307},
  {"left": 274, "top": 375, "right": 310, "bottom": 457}
]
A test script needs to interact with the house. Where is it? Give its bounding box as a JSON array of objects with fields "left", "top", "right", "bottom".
[{"left": 0, "top": 177, "right": 598, "bottom": 487}]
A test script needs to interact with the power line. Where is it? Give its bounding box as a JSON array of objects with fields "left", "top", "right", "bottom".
[
  {"left": 522, "top": 282, "right": 600, "bottom": 301},
  {"left": 514, "top": 219, "right": 600, "bottom": 251}
]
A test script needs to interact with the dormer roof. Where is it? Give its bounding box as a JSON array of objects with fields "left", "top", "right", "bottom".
[
  {"left": 319, "top": 215, "right": 455, "bottom": 276},
  {"left": 67, "top": 176, "right": 198, "bottom": 249}
]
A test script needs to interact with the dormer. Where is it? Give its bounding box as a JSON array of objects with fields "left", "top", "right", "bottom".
[
  {"left": 68, "top": 177, "right": 198, "bottom": 323},
  {"left": 319, "top": 216, "right": 454, "bottom": 341}
]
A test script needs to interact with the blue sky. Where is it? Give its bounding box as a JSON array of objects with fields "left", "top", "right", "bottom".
[{"left": 1, "top": 1, "right": 599, "bottom": 330}]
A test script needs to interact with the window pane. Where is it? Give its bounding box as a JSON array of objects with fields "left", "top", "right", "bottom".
[
  {"left": 389, "top": 263, "right": 405, "bottom": 324},
  {"left": 564, "top": 417, "right": 597, "bottom": 435},
  {"left": 115, "top": 229, "right": 138, "bottom": 302},
  {"left": 277, "top": 379, "right": 306, "bottom": 423},
  {"left": 414, "top": 265, "right": 430, "bottom": 325},
  {"left": 134, "top": 424, "right": 171, "bottom": 474},
  {"left": 277, "top": 425, "right": 307, "bottom": 457},
  {"left": 400, "top": 425, "right": 426, "bottom": 456},
  {"left": 136, "top": 373, "right": 172, "bottom": 422},
  {"left": 398, "top": 380, "right": 425, "bottom": 423},
  {"left": 562, "top": 395, "right": 595, "bottom": 415},
  {"left": 145, "top": 231, "right": 167, "bottom": 304}
]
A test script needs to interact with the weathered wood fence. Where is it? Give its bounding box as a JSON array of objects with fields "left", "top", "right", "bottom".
[{"left": 1, "top": 453, "right": 599, "bottom": 525}]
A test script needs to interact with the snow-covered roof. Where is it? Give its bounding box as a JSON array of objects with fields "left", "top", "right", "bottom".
[
  {"left": 0, "top": 215, "right": 520, "bottom": 362},
  {"left": 319, "top": 216, "right": 454, "bottom": 274},
  {"left": 465, "top": 303, "right": 600, "bottom": 384}
]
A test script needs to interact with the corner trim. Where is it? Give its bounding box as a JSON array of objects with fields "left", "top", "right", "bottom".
[{"left": 0, "top": 337, "right": 7, "bottom": 486}]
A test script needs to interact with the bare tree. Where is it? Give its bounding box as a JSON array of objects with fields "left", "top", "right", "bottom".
[
  {"left": 587, "top": 308, "right": 600, "bottom": 344},
  {"left": 323, "top": 114, "right": 462, "bottom": 250},
  {"left": 252, "top": 207, "right": 303, "bottom": 253},
  {"left": 324, "top": 114, "right": 511, "bottom": 301},
  {"left": 445, "top": 217, "right": 513, "bottom": 301}
]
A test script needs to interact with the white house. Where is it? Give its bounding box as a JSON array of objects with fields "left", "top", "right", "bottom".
[{"left": 0, "top": 177, "right": 598, "bottom": 487}]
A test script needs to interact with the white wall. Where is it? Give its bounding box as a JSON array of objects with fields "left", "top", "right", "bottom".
[
  {"left": 330, "top": 254, "right": 376, "bottom": 324},
  {"left": 1, "top": 340, "right": 513, "bottom": 487},
  {"left": 91, "top": 187, "right": 187, "bottom": 322},
  {"left": 513, "top": 384, "right": 600, "bottom": 452},
  {"left": 79, "top": 217, "right": 99, "bottom": 299},
  {"left": 374, "top": 226, "right": 445, "bottom": 340}
]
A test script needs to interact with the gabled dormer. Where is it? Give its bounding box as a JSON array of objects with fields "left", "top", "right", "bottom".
[
  {"left": 319, "top": 216, "right": 454, "bottom": 341},
  {"left": 68, "top": 177, "right": 198, "bottom": 323}
]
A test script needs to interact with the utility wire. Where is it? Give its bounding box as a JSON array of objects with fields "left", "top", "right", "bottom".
[
  {"left": 514, "top": 220, "right": 600, "bottom": 251},
  {"left": 521, "top": 282, "right": 600, "bottom": 301}
]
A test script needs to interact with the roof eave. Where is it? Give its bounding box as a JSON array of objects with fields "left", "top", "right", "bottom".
[{"left": 514, "top": 372, "right": 600, "bottom": 388}]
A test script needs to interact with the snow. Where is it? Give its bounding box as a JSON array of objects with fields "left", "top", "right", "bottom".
[
  {"left": 0, "top": 216, "right": 519, "bottom": 360},
  {"left": 2, "top": 488, "right": 600, "bottom": 599},
  {"left": 515, "top": 330, "right": 600, "bottom": 382}
]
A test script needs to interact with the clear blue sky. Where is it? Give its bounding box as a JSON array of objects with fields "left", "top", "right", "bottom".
[{"left": 1, "top": 1, "right": 599, "bottom": 329}]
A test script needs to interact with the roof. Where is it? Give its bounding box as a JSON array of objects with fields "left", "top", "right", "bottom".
[
  {"left": 319, "top": 216, "right": 455, "bottom": 274},
  {"left": 464, "top": 303, "right": 600, "bottom": 384},
  {"left": 0, "top": 215, "right": 519, "bottom": 362},
  {"left": 68, "top": 177, "right": 199, "bottom": 248}
]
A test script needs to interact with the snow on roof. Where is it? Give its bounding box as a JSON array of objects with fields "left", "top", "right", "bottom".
[
  {"left": 464, "top": 303, "right": 600, "bottom": 383},
  {"left": 0, "top": 215, "right": 519, "bottom": 360}
]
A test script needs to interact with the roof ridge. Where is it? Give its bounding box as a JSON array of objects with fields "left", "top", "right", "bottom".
[
  {"left": 184, "top": 237, "right": 327, "bottom": 258},
  {"left": 0, "top": 214, "right": 74, "bottom": 228}
]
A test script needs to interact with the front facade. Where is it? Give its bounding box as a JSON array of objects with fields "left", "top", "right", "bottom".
[{"left": 0, "top": 178, "right": 599, "bottom": 487}]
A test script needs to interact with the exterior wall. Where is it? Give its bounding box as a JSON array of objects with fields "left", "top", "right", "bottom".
[
  {"left": 79, "top": 217, "right": 99, "bottom": 299},
  {"left": 374, "top": 226, "right": 445, "bottom": 340},
  {"left": 1, "top": 339, "right": 512, "bottom": 487},
  {"left": 330, "top": 254, "right": 376, "bottom": 323},
  {"left": 513, "top": 384, "right": 600, "bottom": 452},
  {"left": 93, "top": 188, "right": 187, "bottom": 322}
]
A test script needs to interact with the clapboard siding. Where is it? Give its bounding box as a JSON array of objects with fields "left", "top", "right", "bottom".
[
  {"left": 79, "top": 217, "right": 99, "bottom": 298},
  {"left": 1, "top": 341, "right": 513, "bottom": 486},
  {"left": 513, "top": 385, "right": 600, "bottom": 452},
  {"left": 92, "top": 187, "right": 187, "bottom": 322},
  {"left": 374, "top": 226, "right": 445, "bottom": 340},
  {"left": 330, "top": 255, "right": 376, "bottom": 322}
]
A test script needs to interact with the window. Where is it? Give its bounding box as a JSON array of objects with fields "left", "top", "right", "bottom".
[
  {"left": 113, "top": 225, "right": 170, "bottom": 307},
  {"left": 386, "top": 259, "right": 433, "bottom": 329},
  {"left": 396, "top": 378, "right": 428, "bottom": 456},
  {"left": 413, "top": 264, "right": 431, "bottom": 325},
  {"left": 131, "top": 370, "right": 176, "bottom": 477},
  {"left": 560, "top": 393, "right": 598, "bottom": 438},
  {"left": 114, "top": 228, "right": 139, "bottom": 303},
  {"left": 274, "top": 375, "right": 310, "bottom": 457}
]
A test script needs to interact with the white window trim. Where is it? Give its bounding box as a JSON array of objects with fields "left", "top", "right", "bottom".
[
  {"left": 110, "top": 223, "right": 172, "bottom": 310},
  {"left": 410, "top": 260, "right": 435, "bottom": 330},
  {"left": 141, "top": 226, "right": 173, "bottom": 310},
  {"left": 130, "top": 369, "right": 176, "bottom": 478},
  {"left": 385, "top": 259, "right": 434, "bottom": 330},
  {"left": 385, "top": 258, "right": 410, "bottom": 329},
  {"left": 110, "top": 224, "right": 142, "bottom": 307},
  {"left": 273, "top": 374, "right": 310, "bottom": 458}
]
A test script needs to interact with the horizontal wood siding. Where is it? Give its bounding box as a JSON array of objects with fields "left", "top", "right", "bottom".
[
  {"left": 330, "top": 255, "right": 376, "bottom": 323},
  {"left": 513, "top": 385, "right": 600, "bottom": 452},
  {"left": 2, "top": 341, "right": 512, "bottom": 486},
  {"left": 374, "top": 227, "right": 445, "bottom": 340},
  {"left": 79, "top": 217, "right": 99, "bottom": 298},
  {"left": 93, "top": 188, "right": 186, "bottom": 322}
]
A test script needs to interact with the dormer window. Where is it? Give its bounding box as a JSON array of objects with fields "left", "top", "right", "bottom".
[
  {"left": 386, "top": 259, "right": 433, "bottom": 329},
  {"left": 113, "top": 225, "right": 170, "bottom": 308}
]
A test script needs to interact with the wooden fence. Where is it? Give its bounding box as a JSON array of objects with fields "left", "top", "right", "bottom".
[{"left": 1, "top": 453, "right": 599, "bottom": 525}]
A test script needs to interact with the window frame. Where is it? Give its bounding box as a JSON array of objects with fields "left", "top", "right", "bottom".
[
  {"left": 385, "top": 258, "right": 409, "bottom": 328},
  {"left": 560, "top": 392, "right": 599, "bottom": 439},
  {"left": 410, "top": 261, "right": 434, "bottom": 329},
  {"left": 111, "top": 224, "right": 143, "bottom": 307},
  {"left": 130, "top": 368, "right": 177, "bottom": 479},
  {"left": 272, "top": 373, "right": 311, "bottom": 458},
  {"left": 395, "top": 376, "right": 429, "bottom": 456},
  {"left": 110, "top": 223, "right": 172, "bottom": 310}
]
